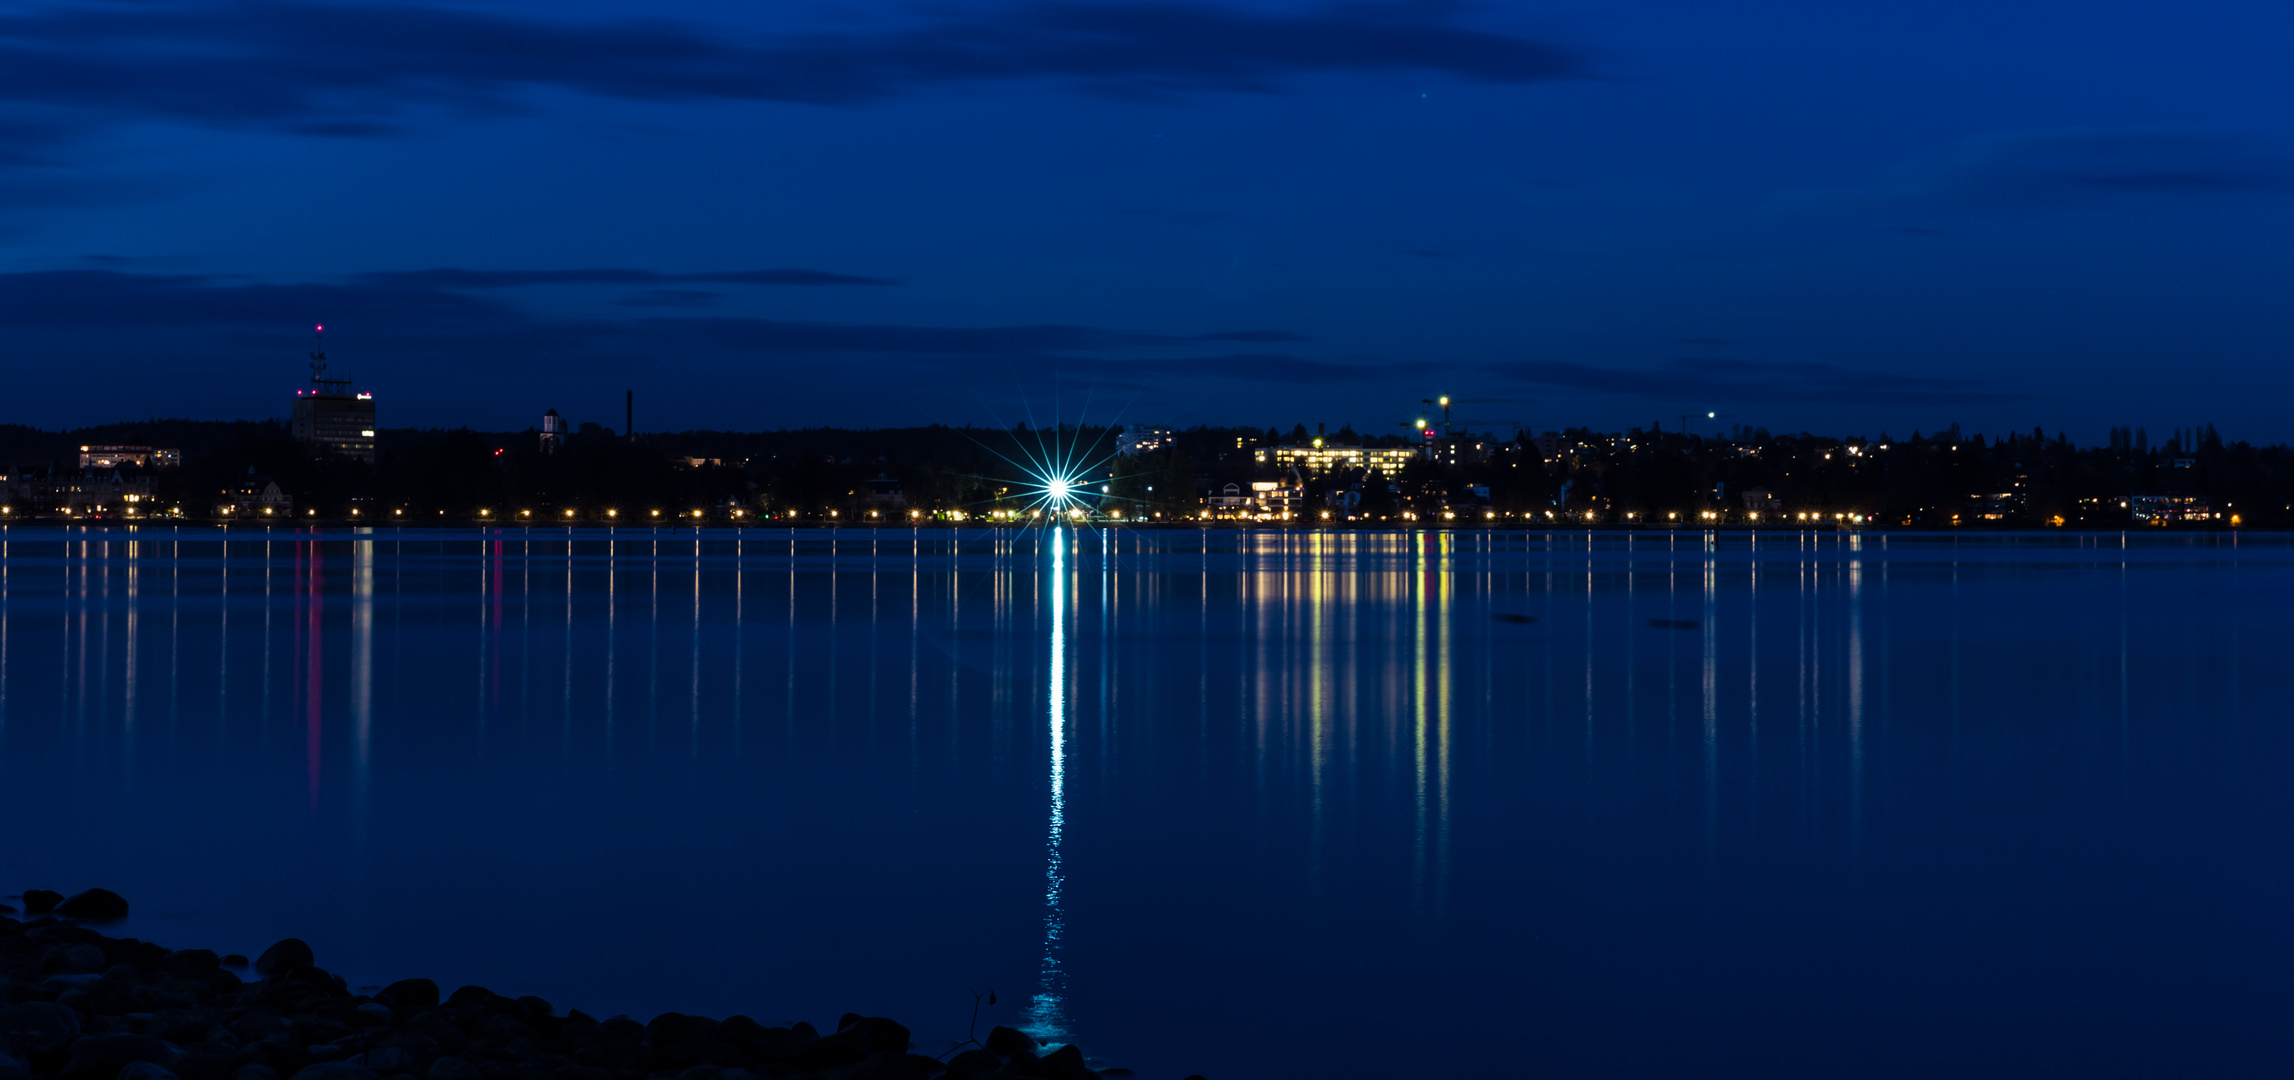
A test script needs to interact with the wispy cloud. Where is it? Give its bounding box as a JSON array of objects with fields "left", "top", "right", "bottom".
[
  {"left": 354, "top": 268, "right": 899, "bottom": 289},
  {"left": 1816, "top": 130, "right": 2294, "bottom": 220},
  {"left": 615, "top": 289, "right": 722, "bottom": 308},
  {"left": 0, "top": 1, "right": 1583, "bottom": 155},
  {"left": 1499, "top": 358, "right": 2018, "bottom": 406},
  {"left": 1189, "top": 329, "right": 1309, "bottom": 343},
  {"left": 0, "top": 266, "right": 1324, "bottom": 381},
  {"left": 1129, "top": 352, "right": 1377, "bottom": 382}
]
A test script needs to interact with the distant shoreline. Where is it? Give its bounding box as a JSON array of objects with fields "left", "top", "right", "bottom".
[{"left": 0, "top": 521, "right": 2261, "bottom": 534}]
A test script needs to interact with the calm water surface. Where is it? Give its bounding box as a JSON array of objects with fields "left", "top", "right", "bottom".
[{"left": 2, "top": 527, "right": 2290, "bottom": 1078}]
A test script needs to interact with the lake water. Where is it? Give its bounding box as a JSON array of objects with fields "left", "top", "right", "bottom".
[{"left": 2, "top": 527, "right": 2290, "bottom": 1078}]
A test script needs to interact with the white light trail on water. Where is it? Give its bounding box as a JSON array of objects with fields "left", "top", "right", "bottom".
[{"left": 1030, "top": 525, "right": 1071, "bottom": 1039}]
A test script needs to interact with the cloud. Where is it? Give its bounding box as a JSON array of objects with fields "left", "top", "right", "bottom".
[
  {"left": 0, "top": 268, "right": 1330, "bottom": 424},
  {"left": 0, "top": 1, "right": 1584, "bottom": 150},
  {"left": 1189, "top": 329, "right": 1308, "bottom": 343},
  {"left": 1113, "top": 208, "right": 1245, "bottom": 225},
  {"left": 1498, "top": 358, "right": 2017, "bottom": 406},
  {"left": 354, "top": 268, "right": 899, "bottom": 289},
  {"left": 1854, "top": 130, "right": 2294, "bottom": 216},
  {"left": 616, "top": 289, "right": 722, "bottom": 308},
  {"left": 0, "top": 117, "right": 71, "bottom": 166},
  {"left": 1128, "top": 353, "right": 1378, "bottom": 382}
]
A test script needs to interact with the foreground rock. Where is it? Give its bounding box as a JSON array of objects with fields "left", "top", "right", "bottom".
[{"left": 2, "top": 890, "right": 1129, "bottom": 1080}]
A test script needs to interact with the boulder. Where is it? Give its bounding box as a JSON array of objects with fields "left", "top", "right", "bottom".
[
  {"left": 352, "top": 1047, "right": 414, "bottom": 1073},
  {"left": 879, "top": 1054, "right": 949, "bottom": 1080},
  {"left": 19, "top": 892, "right": 61, "bottom": 916},
  {"left": 828, "top": 1015, "right": 909, "bottom": 1056},
  {"left": 55, "top": 890, "right": 130, "bottom": 921},
  {"left": 282, "top": 965, "right": 344, "bottom": 993},
  {"left": 58, "top": 1032, "right": 182, "bottom": 1080},
  {"left": 791, "top": 1038, "right": 865, "bottom": 1072},
  {"left": 220, "top": 957, "right": 250, "bottom": 970},
  {"left": 253, "top": 941, "right": 314, "bottom": 978},
  {"left": 0, "top": 1050, "right": 34, "bottom": 1080},
  {"left": 287, "top": 1065, "right": 380, "bottom": 1080},
  {"left": 372, "top": 1033, "right": 439, "bottom": 1070},
  {"left": 175, "top": 1043, "right": 241, "bottom": 1080},
  {"left": 232, "top": 1066, "right": 280, "bottom": 1080},
  {"left": 114, "top": 939, "right": 169, "bottom": 970},
  {"left": 944, "top": 1049, "right": 1003, "bottom": 1078},
  {"left": 984, "top": 1026, "right": 1038, "bottom": 1059},
  {"left": 0, "top": 1001, "right": 82, "bottom": 1056},
  {"left": 443, "top": 986, "right": 506, "bottom": 1012},
  {"left": 163, "top": 949, "right": 223, "bottom": 975},
  {"left": 646, "top": 1013, "right": 719, "bottom": 1045},
  {"left": 1036, "top": 1044, "right": 1094, "bottom": 1080},
  {"left": 716, "top": 1016, "right": 764, "bottom": 1047},
  {"left": 422, "top": 1057, "right": 479, "bottom": 1080},
  {"left": 374, "top": 980, "right": 438, "bottom": 1014},
  {"left": 118, "top": 1064, "right": 183, "bottom": 1080}
]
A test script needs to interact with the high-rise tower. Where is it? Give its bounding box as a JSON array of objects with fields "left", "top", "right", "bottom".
[{"left": 290, "top": 326, "right": 376, "bottom": 464}]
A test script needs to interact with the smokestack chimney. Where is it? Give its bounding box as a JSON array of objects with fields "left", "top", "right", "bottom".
[{"left": 625, "top": 389, "right": 633, "bottom": 439}]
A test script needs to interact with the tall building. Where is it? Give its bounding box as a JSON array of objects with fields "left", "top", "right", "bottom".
[
  {"left": 540, "top": 408, "right": 566, "bottom": 454},
  {"left": 291, "top": 334, "right": 375, "bottom": 464}
]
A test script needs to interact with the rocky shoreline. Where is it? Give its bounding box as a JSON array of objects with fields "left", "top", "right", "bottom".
[{"left": 1, "top": 890, "right": 1180, "bottom": 1080}]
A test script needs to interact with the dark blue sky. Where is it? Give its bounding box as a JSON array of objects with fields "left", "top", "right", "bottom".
[{"left": 5, "top": 0, "right": 2291, "bottom": 440}]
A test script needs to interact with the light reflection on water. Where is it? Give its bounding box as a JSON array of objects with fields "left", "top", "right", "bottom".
[
  {"left": 1029, "top": 526, "right": 1069, "bottom": 1040},
  {"left": 2, "top": 528, "right": 2292, "bottom": 1078}
]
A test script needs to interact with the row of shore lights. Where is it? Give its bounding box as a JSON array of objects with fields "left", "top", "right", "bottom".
[
  {"left": 1265, "top": 509, "right": 1875, "bottom": 524},
  {"left": 2, "top": 506, "right": 1869, "bottom": 525}
]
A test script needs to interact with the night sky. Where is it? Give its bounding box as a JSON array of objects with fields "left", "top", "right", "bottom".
[{"left": 4, "top": 0, "right": 2290, "bottom": 440}]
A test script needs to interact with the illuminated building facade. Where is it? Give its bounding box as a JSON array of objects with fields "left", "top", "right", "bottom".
[
  {"left": 2129, "top": 494, "right": 2217, "bottom": 523},
  {"left": 291, "top": 342, "right": 376, "bottom": 464},
  {"left": 1254, "top": 442, "right": 1419, "bottom": 476},
  {"left": 78, "top": 445, "right": 181, "bottom": 469}
]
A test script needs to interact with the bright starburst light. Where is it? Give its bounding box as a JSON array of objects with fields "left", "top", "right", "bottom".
[{"left": 955, "top": 395, "right": 1144, "bottom": 526}]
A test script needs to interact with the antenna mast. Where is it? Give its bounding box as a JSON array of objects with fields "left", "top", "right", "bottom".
[{"left": 307, "top": 324, "right": 351, "bottom": 394}]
